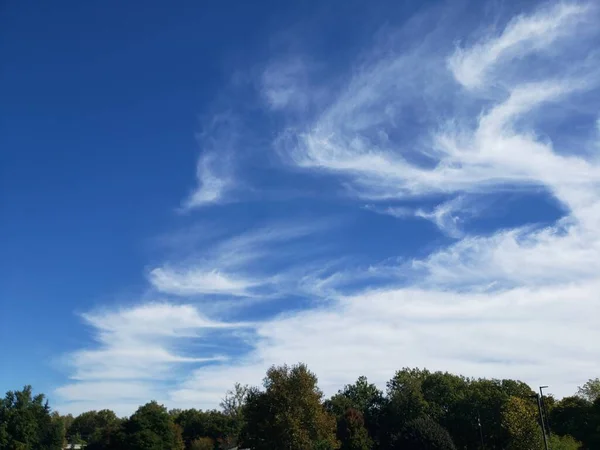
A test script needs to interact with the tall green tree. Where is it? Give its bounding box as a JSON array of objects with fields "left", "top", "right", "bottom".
[
  {"left": 577, "top": 378, "right": 600, "bottom": 403},
  {"left": 220, "top": 383, "right": 249, "bottom": 419},
  {"left": 336, "top": 408, "right": 372, "bottom": 450},
  {"left": 116, "top": 401, "right": 184, "bottom": 450},
  {"left": 501, "top": 396, "right": 543, "bottom": 450},
  {"left": 68, "top": 409, "right": 121, "bottom": 449},
  {"left": 240, "top": 363, "right": 339, "bottom": 450},
  {"left": 418, "top": 371, "right": 470, "bottom": 448},
  {"left": 219, "top": 382, "right": 249, "bottom": 446},
  {"left": 379, "top": 368, "right": 431, "bottom": 447},
  {"left": 380, "top": 369, "right": 474, "bottom": 448},
  {"left": 50, "top": 412, "right": 75, "bottom": 448},
  {"left": 456, "top": 378, "right": 536, "bottom": 450},
  {"left": 0, "top": 386, "right": 64, "bottom": 450},
  {"left": 326, "top": 376, "right": 385, "bottom": 446}
]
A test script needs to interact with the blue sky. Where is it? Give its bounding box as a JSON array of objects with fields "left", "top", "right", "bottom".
[{"left": 1, "top": 0, "right": 599, "bottom": 415}]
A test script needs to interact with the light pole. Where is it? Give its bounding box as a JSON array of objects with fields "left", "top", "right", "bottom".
[
  {"left": 539, "top": 386, "right": 552, "bottom": 438},
  {"left": 534, "top": 393, "right": 549, "bottom": 450}
]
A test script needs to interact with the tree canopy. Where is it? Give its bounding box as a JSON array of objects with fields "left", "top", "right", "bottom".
[
  {"left": 116, "top": 401, "right": 184, "bottom": 450},
  {"left": 0, "top": 386, "right": 64, "bottom": 450},
  {"left": 2, "top": 366, "right": 599, "bottom": 450},
  {"left": 241, "top": 363, "right": 339, "bottom": 450},
  {"left": 577, "top": 378, "right": 600, "bottom": 403},
  {"left": 390, "top": 416, "right": 456, "bottom": 450},
  {"left": 67, "top": 409, "right": 121, "bottom": 449}
]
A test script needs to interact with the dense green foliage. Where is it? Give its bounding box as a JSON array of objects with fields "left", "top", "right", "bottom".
[
  {"left": 0, "top": 386, "right": 64, "bottom": 450},
  {"left": 114, "top": 401, "right": 184, "bottom": 450},
  {"left": 576, "top": 378, "right": 600, "bottom": 403},
  {"left": 173, "top": 408, "right": 236, "bottom": 449},
  {"left": 501, "top": 396, "right": 542, "bottom": 450},
  {"left": 67, "top": 409, "right": 121, "bottom": 449},
  {"left": 2, "top": 366, "right": 598, "bottom": 450},
  {"left": 336, "top": 408, "right": 372, "bottom": 450},
  {"left": 390, "top": 416, "right": 456, "bottom": 450},
  {"left": 240, "top": 363, "right": 339, "bottom": 450},
  {"left": 548, "top": 434, "right": 583, "bottom": 450}
]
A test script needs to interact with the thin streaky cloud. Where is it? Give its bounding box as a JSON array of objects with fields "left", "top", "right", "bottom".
[
  {"left": 181, "top": 113, "right": 240, "bottom": 211},
  {"left": 261, "top": 57, "right": 310, "bottom": 111},
  {"left": 448, "top": 2, "right": 591, "bottom": 89},
  {"left": 363, "top": 204, "right": 415, "bottom": 218},
  {"left": 147, "top": 219, "right": 337, "bottom": 299},
  {"left": 149, "top": 267, "right": 258, "bottom": 297},
  {"left": 55, "top": 303, "right": 249, "bottom": 415},
  {"left": 415, "top": 197, "right": 467, "bottom": 239},
  {"left": 182, "top": 153, "right": 230, "bottom": 210}
]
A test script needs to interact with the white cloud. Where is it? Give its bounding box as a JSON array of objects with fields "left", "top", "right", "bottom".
[
  {"left": 261, "top": 57, "right": 310, "bottom": 111},
  {"left": 148, "top": 220, "right": 334, "bottom": 300},
  {"left": 365, "top": 198, "right": 473, "bottom": 238},
  {"left": 182, "top": 153, "right": 230, "bottom": 209},
  {"left": 448, "top": 2, "right": 590, "bottom": 89},
  {"left": 284, "top": 75, "right": 598, "bottom": 203},
  {"left": 55, "top": 303, "right": 247, "bottom": 414},
  {"left": 415, "top": 197, "right": 468, "bottom": 238},
  {"left": 56, "top": 382, "right": 158, "bottom": 403},
  {"left": 65, "top": 280, "right": 593, "bottom": 416},
  {"left": 365, "top": 205, "right": 414, "bottom": 218},
  {"left": 182, "top": 114, "right": 240, "bottom": 211},
  {"left": 173, "top": 282, "right": 599, "bottom": 407},
  {"left": 81, "top": 302, "right": 230, "bottom": 334},
  {"left": 415, "top": 217, "right": 600, "bottom": 288},
  {"left": 149, "top": 267, "right": 257, "bottom": 297}
]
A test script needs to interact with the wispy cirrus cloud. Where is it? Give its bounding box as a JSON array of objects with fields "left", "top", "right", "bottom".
[
  {"left": 181, "top": 114, "right": 239, "bottom": 211},
  {"left": 365, "top": 197, "right": 476, "bottom": 238},
  {"left": 364, "top": 204, "right": 414, "bottom": 219},
  {"left": 448, "top": 2, "right": 591, "bottom": 90},
  {"left": 57, "top": 0, "right": 600, "bottom": 415},
  {"left": 261, "top": 57, "right": 312, "bottom": 112},
  {"left": 415, "top": 197, "right": 469, "bottom": 238},
  {"left": 280, "top": 58, "right": 598, "bottom": 204},
  {"left": 147, "top": 220, "right": 335, "bottom": 299},
  {"left": 182, "top": 153, "right": 231, "bottom": 210},
  {"left": 149, "top": 268, "right": 257, "bottom": 297},
  {"left": 56, "top": 303, "right": 247, "bottom": 415}
]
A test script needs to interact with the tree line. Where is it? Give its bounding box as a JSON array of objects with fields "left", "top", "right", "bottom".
[{"left": 1, "top": 364, "right": 599, "bottom": 450}]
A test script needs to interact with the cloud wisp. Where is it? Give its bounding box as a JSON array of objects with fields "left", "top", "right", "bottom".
[
  {"left": 149, "top": 268, "right": 258, "bottom": 297},
  {"left": 182, "top": 153, "right": 231, "bottom": 210},
  {"left": 147, "top": 220, "right": 335, "bottom": 302},
  {"left": 181, "top": 114, "right": 240, "bottom": 211},
  {"left": 56, "top": 303, "right": 249, "bottom": 415},
  {"left": 448, "top": 2, "right": 591, "bottom": 90}
]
